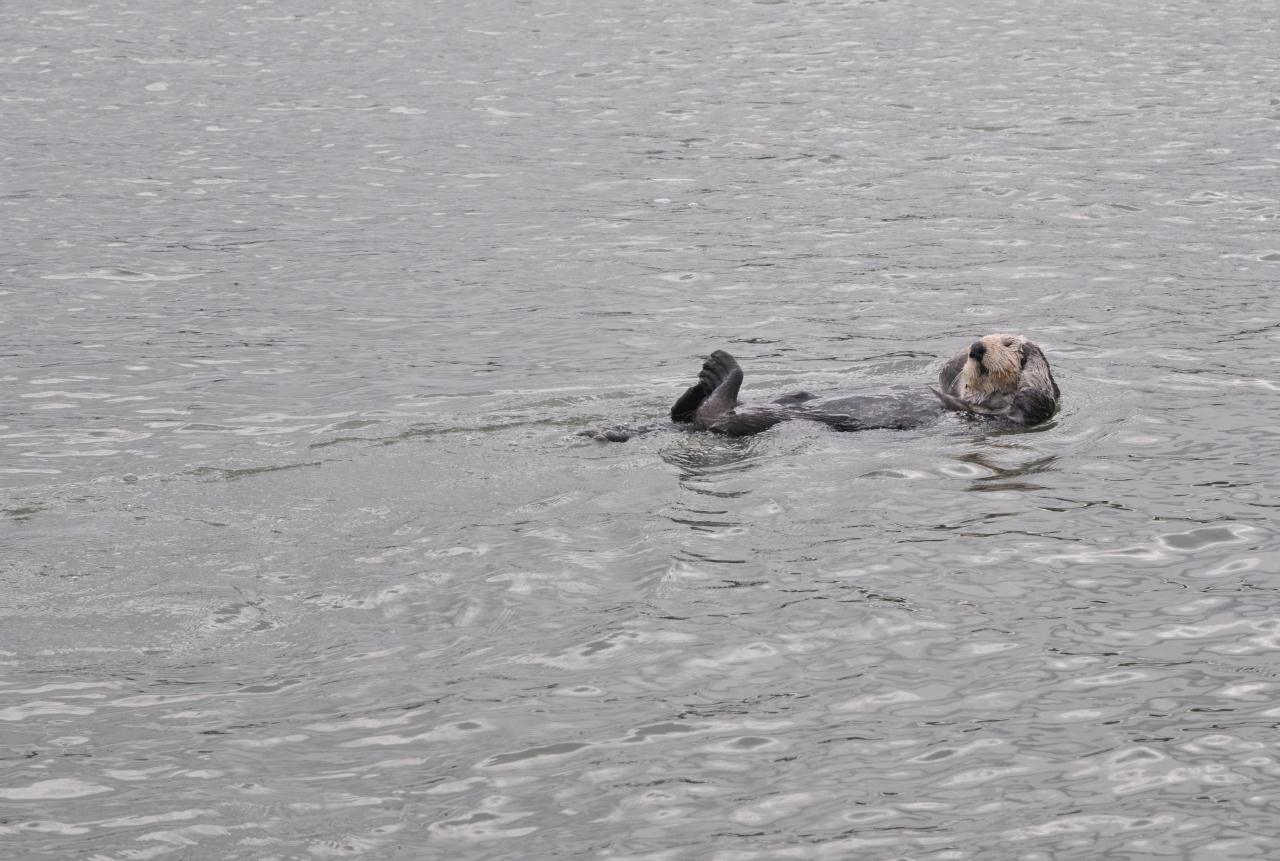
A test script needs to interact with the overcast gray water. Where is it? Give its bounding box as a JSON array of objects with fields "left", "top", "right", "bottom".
[{"left": 3, "top": 1, "right": 1279, "bottom": 858}]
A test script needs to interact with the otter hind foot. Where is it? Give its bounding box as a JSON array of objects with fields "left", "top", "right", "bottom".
[
  {"left": 694, "top": 366, "right": 744, "bottom": 428},
  {"left": 671, "top": 350, "right": 742, "bottom": 424}
]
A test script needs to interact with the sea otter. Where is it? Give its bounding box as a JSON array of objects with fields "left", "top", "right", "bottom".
[{"left": 582, "top": 334, "right": 1059, "bottom": 441}]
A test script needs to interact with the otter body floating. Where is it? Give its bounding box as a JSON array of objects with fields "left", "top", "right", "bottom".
[{"left": 583, "top": 334, "right": 1059, "bottom": 441}]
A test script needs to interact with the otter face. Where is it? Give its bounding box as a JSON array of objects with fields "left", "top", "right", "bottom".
[{"left": 961, "top": 333, "right": 1027, "bottom": 396}]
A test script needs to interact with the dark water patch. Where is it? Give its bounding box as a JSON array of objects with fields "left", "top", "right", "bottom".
[
  {"left": 624, "top": 722, "right": 702, "bottom": 742},
  {"left": 188, "top": 462, "right": 323, "bottom": 481},
  {"left": 1158, "top": 525, "right": 1253, "bottom": 552},
  {"left": 483, "top": 742, "right": 591, "bottom": 768},
  {"left": 2, "top": 505, "right": 46, "bottom": 521}
]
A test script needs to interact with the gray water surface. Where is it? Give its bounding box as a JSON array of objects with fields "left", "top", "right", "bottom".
[{"left": 4, "top": 1, "right": 1279, "bottom": 858}]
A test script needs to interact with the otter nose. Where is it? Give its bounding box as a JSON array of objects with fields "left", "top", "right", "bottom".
[{"left": 968, "top": 341, "right": 986, "bottom": 362}]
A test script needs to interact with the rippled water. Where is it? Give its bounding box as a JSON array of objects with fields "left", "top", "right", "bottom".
[{"left": 4, "top": 0, "right": 1279, "bottom": 858}]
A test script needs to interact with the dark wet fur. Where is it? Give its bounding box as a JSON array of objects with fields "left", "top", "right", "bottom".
[
  {"left": 668, "top": 351, "right": 942, "bottom": 437},
  {"left": 583, "top": 340, "right": 1058, "bottom": 441},
  {"left": 670, "top": 350, "right": 740, "bottom": 423}
]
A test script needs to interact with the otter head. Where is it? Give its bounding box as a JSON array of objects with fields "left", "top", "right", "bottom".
[
  {"left": 935, "top": 332, "right": 1060, "bottom": 425},
  {"left": 960, "top": 333, "right": 1029, "bottom": 396}
]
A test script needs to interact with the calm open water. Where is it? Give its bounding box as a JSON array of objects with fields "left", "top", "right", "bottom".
[{"left": 3, "top": 0, "right": 1279, "bottom": 858}]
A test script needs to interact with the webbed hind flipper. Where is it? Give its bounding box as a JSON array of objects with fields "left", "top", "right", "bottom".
[
  {"left": 695, "top": 367, "right": 743, "bottom": 428},
  {"left": 671, "top": 350, "right": 741, "bottom": 423}
]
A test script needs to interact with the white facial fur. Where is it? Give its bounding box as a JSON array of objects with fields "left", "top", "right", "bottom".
[{"left": 961, "top": 333, "right": 1027, "bottom": 397}]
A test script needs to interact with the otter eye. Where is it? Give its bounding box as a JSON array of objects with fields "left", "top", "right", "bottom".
[{"left": 1002, "top": 338, "right": 1016, "bottom": 347}]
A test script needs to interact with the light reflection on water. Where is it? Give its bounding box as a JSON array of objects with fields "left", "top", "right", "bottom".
[{"left": 3, "top": 0, "right": 1280, "bottom": 858}]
